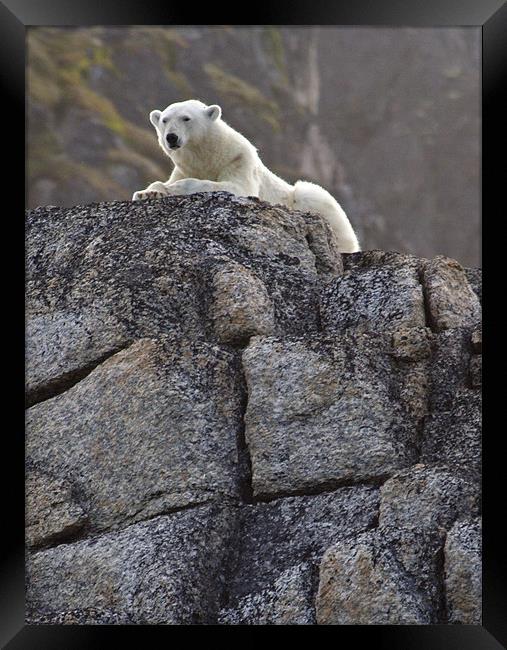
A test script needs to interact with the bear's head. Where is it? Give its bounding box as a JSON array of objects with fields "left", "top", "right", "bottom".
[{"left": 149, "top": 99, "right": 222, "bottom": 155}]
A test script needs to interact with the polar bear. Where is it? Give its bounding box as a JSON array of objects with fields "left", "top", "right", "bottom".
[{"left": 132, "top": 99, "right": 360, "bottom": 252}]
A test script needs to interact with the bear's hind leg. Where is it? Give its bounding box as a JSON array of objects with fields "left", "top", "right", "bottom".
[{"left": 293, "top": 180, "right": 360, "bottom": 253}]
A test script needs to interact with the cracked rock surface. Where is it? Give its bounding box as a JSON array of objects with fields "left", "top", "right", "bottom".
[
  {"left": 242, "top": 332, "right": 420, "bottom": 497},
  {"left": 27, "top": 504, "right": 236, "bottom": 625},
  {"left": 316, "top": 527, "right": 446, "bottom": 625},
  {"left": 26, "top": 336, "right": 244, "bottom": 534},
  {"left": 444, "top": 517, "right": 482, "bottom": 624},
  {"left": 25, "top": 193, "right": 481, "bottom": 625}
]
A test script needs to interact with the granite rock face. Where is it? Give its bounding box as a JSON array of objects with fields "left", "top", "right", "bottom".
[
  {"left": 26, "top": 467, "right": 88, "bottom": 549},
  {"left": 422, "top": 389, "right": 482, "bottom": 476},
  {"left": 316, "top": 528, "right": 445, "bottom": 625},
  {"left": 27, "top": 504, "right": 236, "bottom": 625},
  {"left": 444, "top": 518, "right": 482, "bottom": 624},
  {"left": 26, "top": 195, "right": 481, "bottom": 625},
  {"left": 218, "top": 562, "right": 315, "bottom": 625},
  {"left": 26, "top": 336, "right": 243, "bottom": 535},
  {"left": 242, "top": 332, "right": 419, "bottom": 498},
  {"left": 211, "top": 261, "right": 275, "bottom": 345},
  {"left": 321, "top": 261, "right": 425, "bottom": 334},
  {"left": 25, "top": 306, "right": 131, "bottom": 407},
  {"left": 26, "top": 193, "right": 341, "bottom": 402},
  {"left": 379, "top": 464, "right": 480, "bottom": 533},
  {"left": 422, "top": 257, "right": 482, "bottom": 332},
  {"left": 221, "top": 485, "right": 380, "bottom": 624}
]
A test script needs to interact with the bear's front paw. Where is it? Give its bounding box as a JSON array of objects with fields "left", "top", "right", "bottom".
[{"left": 132, "top": 189, "right": 166, "bottom": 201}]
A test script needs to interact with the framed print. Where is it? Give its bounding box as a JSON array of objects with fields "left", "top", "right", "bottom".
[{"left": 2, "top": 0, "right": 503, "bottom": 646}]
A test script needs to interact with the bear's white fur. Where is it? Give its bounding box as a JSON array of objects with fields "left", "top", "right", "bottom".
[{"left": 133, "top": 99, "right": 360, "bottom": 252}]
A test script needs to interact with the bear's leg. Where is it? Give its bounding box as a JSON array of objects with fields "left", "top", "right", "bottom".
[
  {"left": 132, "top": 181, "right": 169, "bottom": 201},
  {"left": 164, "top": 178, "right": 252, "bottom": 197},
  {"left": 293, "top": 180, "right": 360, "bottom": 253}
]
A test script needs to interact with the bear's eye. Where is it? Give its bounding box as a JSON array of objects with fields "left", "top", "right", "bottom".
[
  {"left": 162, "top": 118, "right": 167, "bottom": 124},
  {"left": 181, "top": 116, "right": 191, "bottom": 122}
]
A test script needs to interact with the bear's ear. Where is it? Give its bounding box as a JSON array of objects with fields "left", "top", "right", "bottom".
[
  {"left": 206, "top": 105, "right": 222, "bottom": 121},
  {"left": 150, "top": 110, "right": 162, "bottom": 127}
]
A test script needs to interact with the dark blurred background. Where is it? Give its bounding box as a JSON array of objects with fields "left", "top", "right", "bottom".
[{"left": 26, "top": 26, "right": 481, "bottom": 267}]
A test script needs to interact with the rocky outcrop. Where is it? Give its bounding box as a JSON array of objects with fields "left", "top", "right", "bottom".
[{"left": 25, "top": 193, "right": 481, "bottom": 625}]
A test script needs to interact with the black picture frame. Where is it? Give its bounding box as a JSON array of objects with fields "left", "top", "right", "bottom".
[{"left": 3, "top": 0, "right": 502, "bottom": 646}]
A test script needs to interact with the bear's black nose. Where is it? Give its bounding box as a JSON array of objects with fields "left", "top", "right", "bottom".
[{"left": 166, "top": 133, "right": 179, "bottom": 147}]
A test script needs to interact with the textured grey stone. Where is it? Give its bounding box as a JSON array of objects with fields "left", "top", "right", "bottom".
[
  {"left": 211, "top": 261, "right": 275, "bottom": 345},
  {"left": 428, "top": 328, "right": 471, "bottom": 413},
  {"left": 387, "top": 326, "right": 433, "bottom": 436},
  {"left": 26, "top": 607, "right": 134, "bottom": 625},
  {"left": 26, "top": 194, "right": 342, "bottom": 405},
  {"left": 25, "top": 195, "right": 482, "bottom": 626},
  {"left": 321, "top": 258, "right": 425, "bottom": 334},
  {"left": 25, "top": 306, "right": 130, "bottom": 407},
  {"left": 26, "top": 467, "right": 88, "bottom": 548},
  {"left": 471, "top": 325, "right": 482, "bottom": 353},
  {"left": 422, "top": 256, "right": 481, "bottom": 332},
  {"left": 303, "top": 217, "right": 344, "bottom": 275},
  {"left": 422, "top": 389, "right": 481, "bottom": 476},
  {"left": 218, "top": 563, "right": 315, "bottom": 625},
  {"left": 379, "top": 464, "right": 480, "bottom": 533},
  {"left": 342, "top": 250, "right": 421, "bottom": 273},
  {"left": 391, "top": 326, "right": 433, "bottom": 362},
  {"left": 316, "top": 527, "right": 445, "bottom": 625},
  {"left": 226, "top": 486, "right": 379, "bottom": 607},
  {"left": 395, "top": 361, "right": 431, "bottom": 434},
  {"left": 26, "top": 336, "right": 243, "bottom": 533},
  {"left": 470, "top": 355, "right": 482, "bottom": 388},
  {"left": 26, "top": 504, "right": 235, "bottom": 625},
  {"left": 243, "top": 332, "right": 419, "bottom": 498},
  {"left": 445, "top": 517, "right": 482, "bottom": 624},
  {"left": 465, "top": 268, "right": 482, "bottom": 304}
]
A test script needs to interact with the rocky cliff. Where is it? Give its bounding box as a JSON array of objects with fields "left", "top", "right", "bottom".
[{"left": 25, "top": 193, "right": 482, "bottom": 625}]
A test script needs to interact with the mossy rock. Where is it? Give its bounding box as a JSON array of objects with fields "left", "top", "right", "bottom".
[{"left": 203, "top": 63, "right": 281, "bottom": 131}]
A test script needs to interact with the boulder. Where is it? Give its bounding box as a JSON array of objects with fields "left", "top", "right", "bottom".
[
  {"left": 26, "top": 504, "right": 235, "bottom": 625},
  {"left": 444, "top": 517, "right": 482, "bottom": 624},
  {"left": 242, "top": 331, "right": 420, "bottom": 498},
  {"left": 223, "top": 485, "right": 379, "bottom": 617},
  {"left": 26, "top": 336, "right": 243, "bottom": 534},
  {"left": 379, "top": 464, "right": 480, "bottom": 532},
  {"left": 316, "top": 527, "right": 445, "bottom": 624},
  {"left": 422, "top": 256, "right": 481, "bottom": 332}
]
